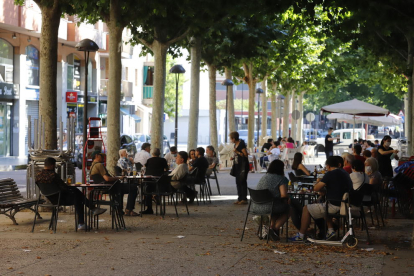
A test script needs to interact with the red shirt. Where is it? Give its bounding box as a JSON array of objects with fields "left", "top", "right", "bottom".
[
  {"left": 343, "top": 166, "right": 352, "bottom": 174},
  {"left": 354, "top": 155, "right": 366, "bottom": 162}
]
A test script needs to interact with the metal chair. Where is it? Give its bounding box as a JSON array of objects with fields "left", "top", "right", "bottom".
[
  {"left": 144, "top": 175, "right": 178, "bottom": 218},
  {"left": 205, "top": 167, "right": 221, "bottom": 195},
  {"left": 32, "top": 185, "right": 77, "bottom": 234},
  {"left": 241, "top": 188, "right": 288, "bottom": 243}
]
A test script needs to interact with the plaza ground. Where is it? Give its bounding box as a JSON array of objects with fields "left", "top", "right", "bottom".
[{"left": 0, "top": 155, "right": 413, "bottom": 275}]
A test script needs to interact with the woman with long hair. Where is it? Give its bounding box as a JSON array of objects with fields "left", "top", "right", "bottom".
[
  {"left": 291, "top": 152, "right": 310, "bottom": 176},
  {"left": 252, "top": 160, "right": 289, "bottom": 241},
  {"left": 377, "top": 135, "right": 399, "bottom": 178}
]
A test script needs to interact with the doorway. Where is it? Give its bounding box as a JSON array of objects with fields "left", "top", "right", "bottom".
[{"left": 0, "top": 103, "right": 11, "bottom": 156}]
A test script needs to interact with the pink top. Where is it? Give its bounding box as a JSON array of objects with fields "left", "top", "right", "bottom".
[{"left": 285, "top": 142, "right": 295, "bottom": 149}]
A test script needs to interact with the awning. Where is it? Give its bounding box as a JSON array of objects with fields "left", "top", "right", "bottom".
[
  {"left": 131, "top": 114, "right": 141, "bottom": 122},
  {"left": 120, "top": 108, "right": 141, "bottom": 123}
]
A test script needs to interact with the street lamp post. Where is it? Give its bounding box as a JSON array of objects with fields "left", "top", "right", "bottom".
[
  {"left": 256, "top": 88, "right": 264, "bottom": 147},
  {"left": 222, "top": 79, "right": 233, "bottom": 143},
  {"left": 76, "top": 39, "right": 99, "bottom": 181},
  {"left": 169, "top": 65, "right": 186, "bottom": 148}
]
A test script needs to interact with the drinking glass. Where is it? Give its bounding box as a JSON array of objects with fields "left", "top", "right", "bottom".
[
  {"left": 127, "top": 166, "right": 131, "bottom": 176},
  {"left": 66, "top": 175, "right": 72, "bottom": 185},
  {"left": 293, "top": 182, "right": 298, "bottom": 191},
  {"left": 141, "top": 167, "right": 146, "bottom": 176}
]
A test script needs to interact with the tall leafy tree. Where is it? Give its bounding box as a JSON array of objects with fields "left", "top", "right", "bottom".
[{"left": 15, "top": 0, "right": 76, "bottom": 149}]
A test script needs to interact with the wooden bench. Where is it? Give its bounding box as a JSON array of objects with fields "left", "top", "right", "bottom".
[{"left": 0, "top": 178, "right": 41, "bottom": 225}]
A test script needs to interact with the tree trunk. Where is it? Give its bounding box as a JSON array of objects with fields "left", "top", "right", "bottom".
[
  {"left": 244, "top": 62, "right": 256, "bottom": 149},
  {"left": 282, "top": 91, "right": 290, "bottom": 138},
  {"left": 106, "top": 0, "right": 124, "bottom": 173},
  {"left": 225, "top": 67, "right": 236, "bottom": 133},
  {"left": 187, "top": 37, "right": 202, "bottom": 150},
  {"left": 208, "top": 63, "right": 218, "bottom": 151},
  {"left": 270, "top": 93, "right": 277, "bottom": 139},
  {"left": 149, "top": 38, "right": 169, "bottom": 153},
  {"left": 298, "top": 91, "right": 305, "bottom": 145},
  {"left": 261, "top": 77, "right": 268, "bottom": 144},
  {"left": 37, "top": 0, "right": 61, "bottom": 150}
]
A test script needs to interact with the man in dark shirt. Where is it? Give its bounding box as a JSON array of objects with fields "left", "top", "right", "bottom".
[
  {"left": 141, "top": 148, "right": 169, "bottom": 214},
  {"left": 35, "top": 157, "right": 106, "bottom": 230},
  {"left": 324, "top": 128, "right": 335, "bottom": 159},
  {"left": 261, "top": 138, "right": 273, "bottom": 152},
  {"left": 290, "top": 156, "right": 352, "bottom": 242},
  {"left": 189, "top": 147, "right": 209, "bottom": 183},
  {"left": 146, "top": 148, "right": 169, "bottom": 176}
]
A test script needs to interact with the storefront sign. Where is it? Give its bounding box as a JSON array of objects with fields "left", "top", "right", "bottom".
[
  {"left": 66, "top": 91, "right": 78, "bottom": 102},
  {"left": 26, "top": 87, "right": 39, "bottom": 100},
  {"left": 0, "top": 83, "right": 19, "bottom": 99}
]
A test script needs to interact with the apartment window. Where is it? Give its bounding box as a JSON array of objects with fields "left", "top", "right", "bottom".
[
  {"left": 135, "top": 69, "right": 138, "bottom": 86},
  {"left": 67, "top": 54, "right": 81, "bottom": 90},
  {"left": 25, "top": 45, "right": 39, "bottom": 86},
  {"left": 0, "top": 39, "right": 13, "bottom": 83},
  {"left": 125, "top": 67, "right": 129, "bottom": 81}
]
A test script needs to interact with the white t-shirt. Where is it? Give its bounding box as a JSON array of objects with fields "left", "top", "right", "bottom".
[
  {"left": 350, "top": 172, "right": 369, "bottom": 190},
  {"left": 134, "top": 150, "right": 151, "bottom": 165},
  {"left": 268, "top": 148, "right": 281, "bottom": 163}
]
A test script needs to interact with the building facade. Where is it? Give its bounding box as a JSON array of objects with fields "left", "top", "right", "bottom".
[{"left": 0, "top": 0, "right": 153, "bottom": 157}]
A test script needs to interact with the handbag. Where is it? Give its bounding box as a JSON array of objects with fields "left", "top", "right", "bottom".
[{"left": 230, "top": 165, "right": 236, "bottom": 177}]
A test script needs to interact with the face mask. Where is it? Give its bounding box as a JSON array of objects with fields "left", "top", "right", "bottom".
[
  {"left": 384, "top": 142, "right": 391, "bottom": 147},
  {"left": 365, "top": 166, "right": 372, "bottom": 174}
]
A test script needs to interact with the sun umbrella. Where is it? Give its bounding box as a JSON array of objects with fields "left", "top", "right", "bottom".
[
  {"left": 321, "top": 99, "right": 390, "bottom": 144},
  {"left": 327, "top": 113, "right": 402, "bottom": 127}
]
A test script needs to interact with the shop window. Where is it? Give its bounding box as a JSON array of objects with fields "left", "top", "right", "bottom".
[
  {"left": 0, "top": 39, "right": 13, "bottom": 83},
  {"left": 26, "top": 45, "right": 39, "bottom": 86},
  {"left": 67, "top": 54, "right": 81, "bottom": 90}
]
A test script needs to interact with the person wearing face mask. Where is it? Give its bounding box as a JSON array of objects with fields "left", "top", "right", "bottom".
[
  {"left": 364, "top": 157, "right": 383, "bottom": 191},
  {"left": 164, "top": 146, "right": 178, "bottom": 164},
  {"left": 377, "top": 135, "right": 399, "bottom": 178}
]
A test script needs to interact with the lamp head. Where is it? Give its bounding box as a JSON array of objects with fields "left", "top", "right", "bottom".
[
  {"left": 75, "top": 39, "right": 99, "bottom": 52},
  {"left": 169, "top": 64, "right": 186, "bottom": 74},
  {"left": 221, "top": 79, "right": 234, "bottom": 86}
]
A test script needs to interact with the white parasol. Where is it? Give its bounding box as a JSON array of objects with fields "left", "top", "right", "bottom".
[
  {"left": 321, "top": 99, "right": 390, "bottom": 144},
  {"left": 327, "top": 113, "right": 402, "bottom": 127}
]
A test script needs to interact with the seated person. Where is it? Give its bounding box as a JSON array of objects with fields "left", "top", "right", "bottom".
[
  {"left": 285, "top": 137, "right": 296, "bottom": 149},
  {"left": 187, "top": 149, "right": 196, "bottom": 165},
  {"left": 252, "top": 160, "right": 289, "bottom": 241},
  {"left": 164, "top": 146, "right": 178, "bottom": 164},
  {"left": 267, "top": 141, "right": 281, "bottom": 164},
  {"left": 290, "top": 156, "right": 352, "bottom": 242},
  {"left": 188, "top": 147, "right": 209, "bottom": 183},
  {"left": 206, "top": 145, "right": 219, "bottom": 176},
  {"left": 349, "top": 139, "right": 358, "bottom": 149},
  {"left": 366, "top": 141, "right": 374, "bottom": 151},
  {"left": 146, "top": 148, "right": 169, "bottom": 176},
  {"left": 35, "top": 157, "right": 106, "bottom": 230},
  {"left": 353, "top": 144, "right": 366, "bottom": 162},
  {"left": 90, "top": 153, "right": 139, "bottom": 216},
  {"left": 134, "top": 143, "right": 151, "bottom": 171},
  {"left": 260, "top": 139, "right": 273, "bottom": 169},
  {"left": 169, "top": 151, "right": 197, "bottom": 202},
  {"left": 371, "top": 148, "right": 378, "bottom": 159},
  {"left": 117, "top": 149, "right": 134, "bottom": 175},
  {"left": 362, "top": 150, "right": 372, "bottom": 159},
  {"left": 141, "top": 148, "right": 169, "bottom": 214},
  {"left": 291, "top": 152, "right": 311, "bottom": 176},
  {"left": 261, "top": 138, "right": 273, "bottom": 152},
  {"left": 364, "top": 157, "right": 383, "bottom": 191},
  {"left": 335, "top": 156, "right": 344, "bottom": 169},
  {"left": 341, "top": 152, "right": 355, "bottom": 174},
  {"left": 350, "top": 159, "right": 369, "bottom": 190}
]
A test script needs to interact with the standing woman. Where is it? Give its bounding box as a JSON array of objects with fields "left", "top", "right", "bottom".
[
  {"left": 377, "top": 135, "right": 399, "bottom": 178},
  {"left": 230, "top": 131, "right": 249, "bottom": 205}
]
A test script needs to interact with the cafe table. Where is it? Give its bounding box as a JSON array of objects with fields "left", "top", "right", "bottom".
[
  {"left": 69, "top": 183, "right": 113, "bottom": 231},
  {"left": 123, "top": 175, "right": 160, "bottom": 216},
  {"left": 288, "top": 190, "right": 319, "bottom": 207}
]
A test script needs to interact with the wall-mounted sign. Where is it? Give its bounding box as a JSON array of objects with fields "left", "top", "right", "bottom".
[
  {"left": 0, "top": 83, "right": 19, "bottom": 99},
  {"left": 66, "top": 91, "right": 78, "bottom": 102}
]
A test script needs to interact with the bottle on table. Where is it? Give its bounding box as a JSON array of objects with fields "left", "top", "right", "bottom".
[
  {"left": 86, "top": 171, "right": 90, "bottom": 184},
  {"left": 133, "top": 165, "right": 137, "bottom": 177},
  {"left": 314, "top": 166, "right": 317, "bottom": 179},
  {"left": 288, "top": 180, "right": 292, "bottom": 192}
]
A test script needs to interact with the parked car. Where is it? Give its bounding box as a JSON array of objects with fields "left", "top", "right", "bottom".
[
  {"left": 132, "top": 133, "right": 150, "bottom": 151},
  {"left": 76, "top": 134, "right": 137, "bottom": 169},
  {"left": 148, "top": 135, "right": 170, "bottom": 154}
]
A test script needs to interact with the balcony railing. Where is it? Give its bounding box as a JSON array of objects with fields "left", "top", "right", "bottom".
[{"left": 143, "top": 86, "right": 153, "bottom": 99}]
